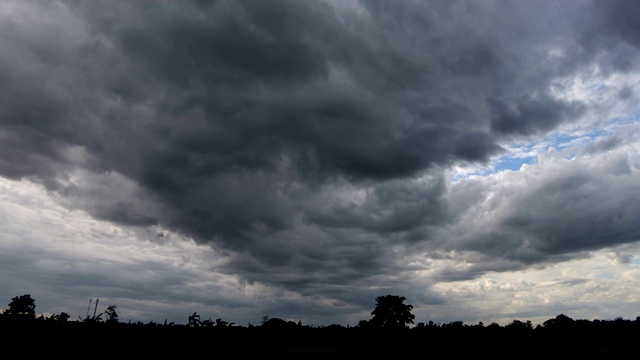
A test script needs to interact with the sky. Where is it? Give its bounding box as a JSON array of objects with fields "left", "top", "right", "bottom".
[{"left": 1, "top": 0, "right": 640, "bottom": 328}]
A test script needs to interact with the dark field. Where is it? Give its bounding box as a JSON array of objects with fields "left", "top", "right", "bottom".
[{"left": 4, "top": 319, "right": 639, "bottom": 358}]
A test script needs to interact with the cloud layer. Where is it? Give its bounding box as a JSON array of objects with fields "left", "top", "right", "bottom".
[{"left": 0, "top": 0, "right": 639, "bottom": 326}]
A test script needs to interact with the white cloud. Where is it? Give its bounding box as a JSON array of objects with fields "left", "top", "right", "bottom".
[{"left": 0, "top": 176, "right": 265, "bottom": 324}]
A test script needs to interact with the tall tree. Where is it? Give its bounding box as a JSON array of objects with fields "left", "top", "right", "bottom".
[{"left": 370, "top": 295, "right": 415, "bottom": 329}]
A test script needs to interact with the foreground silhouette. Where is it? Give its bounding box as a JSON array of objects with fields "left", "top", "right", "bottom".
[
  {"left": 2, "top": 294, "right": 639, "bottom": 358},
  {"left": 368, "top": 295, "right": 415, "bottom": 328}
]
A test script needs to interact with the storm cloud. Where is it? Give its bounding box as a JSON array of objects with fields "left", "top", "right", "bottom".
[{"left": 1, "top": 0, "right": 639, "bottom": 326}]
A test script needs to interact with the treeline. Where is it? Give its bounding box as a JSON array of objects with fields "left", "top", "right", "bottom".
[
  {"left": 2, "top": 294, "right": 640, "bottom": 357},
  {"left": 3, "top": 314, "right": 639, "bottom": 357}
]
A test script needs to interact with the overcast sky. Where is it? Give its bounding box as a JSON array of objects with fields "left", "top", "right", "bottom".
[{"left": 1, "top": 0, "right": 640, "bottom": 327}]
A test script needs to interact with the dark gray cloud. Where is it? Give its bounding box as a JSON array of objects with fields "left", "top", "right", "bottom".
[
  {"left": 594, "top": 0, "right": 640, "bottom": 49},
  {"left": 582, "top": 135, "right": 623, "bottom": 155},
  {"left": 1, "top": 0, "right": 640, "bottom": 322},
  {"left": 489, "top": 95, "right": 586, "bottom": 136}
]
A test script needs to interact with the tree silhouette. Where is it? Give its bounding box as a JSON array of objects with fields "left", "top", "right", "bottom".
[
  {"left": 105, "top": 305, "right": 119, "bottom": 323},
  {"left": 5, "top": 294, "right": 36, "bottom": 319},
  {"left": 188, "top": 312, "right": 201, "bottom": 327},
  {"left": 369, "top": 295, "right": 415, "bottom": 329},
  {"left": 543, "top": 313, "right": 574, "bottom": 329},
  {"left": 47, "top": 312, "right": 70, "bottom": 322},
  {"left": 215, "top": 318, "right": 234, "bottom": 327}
]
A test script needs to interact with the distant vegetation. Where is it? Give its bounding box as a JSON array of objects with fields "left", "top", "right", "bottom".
[{"left": 2, "top": 294, "right": 639, "bottom": 357}]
